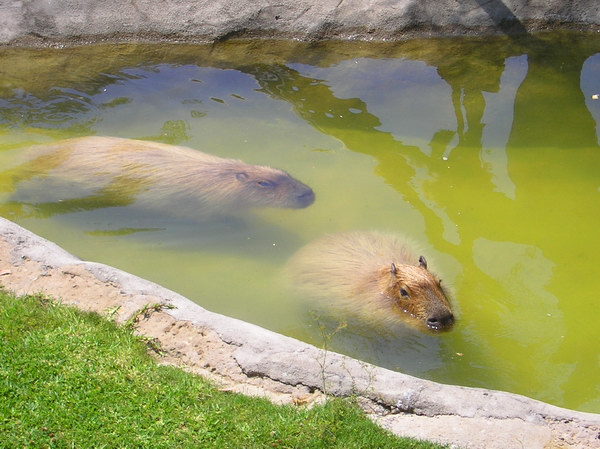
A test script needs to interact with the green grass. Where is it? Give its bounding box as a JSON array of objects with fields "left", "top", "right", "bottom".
[{"left": 0, "top": 290, "right": 448, "bottom": 449}]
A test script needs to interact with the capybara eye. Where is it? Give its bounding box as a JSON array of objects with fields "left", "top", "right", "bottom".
[
  {"left": 400, "top": 288, "right": 410, "bottom": 298},
  {"left": 257, "top": 180, "right": 275, "bottom": 188}
]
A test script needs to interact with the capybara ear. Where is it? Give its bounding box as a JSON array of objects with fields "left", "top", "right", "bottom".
[
  {"left": 419, "top": 255, "right": 428, "bottom": 269},
  {"left": 390, "top": 263, "right": 398, "bottom": 276},
  {"left": 236, "top": 172, "right": 249, "bottom": 182}
]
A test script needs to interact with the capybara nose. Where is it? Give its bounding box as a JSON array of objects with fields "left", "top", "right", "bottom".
[
  {"left": 296, "top": 189, "right": 315, "bottom": 207},
  {"left": 427, "top": 312, "right": 455, "bottom": 331}
]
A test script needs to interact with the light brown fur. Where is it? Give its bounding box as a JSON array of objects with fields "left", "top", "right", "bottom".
[
  {"left": 9, "top": 136, "right": 315, "bottom": 215},
  {"left": 287, "top": 231, "right": 454, "bottom": 333}
]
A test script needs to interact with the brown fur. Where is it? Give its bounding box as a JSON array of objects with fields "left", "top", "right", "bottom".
[
  {"left": 9, "top": 136, "right": 315, "bottom": 214},
  {"left": 287, "top": 231, "right": 454, "bottom": 333}
]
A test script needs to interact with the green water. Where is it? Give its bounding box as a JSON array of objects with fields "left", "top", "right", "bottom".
[{"left": 1, "top": 32, "right": 599, "bottom": 413}]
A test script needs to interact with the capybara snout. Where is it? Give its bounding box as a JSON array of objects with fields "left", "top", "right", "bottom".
[
  {"left": 235, "top": 170, "right": 315, "bottom": 209},
  {"left": 294, "top": 187, "right": 316, "bottom": 208},
  {"left": 426, "top": 309, "right": 455, "bottom": 332}
]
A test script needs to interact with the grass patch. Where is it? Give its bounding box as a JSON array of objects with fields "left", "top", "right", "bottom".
[{"left": 0, "top": 290, "right": 447, "bottom": 449}]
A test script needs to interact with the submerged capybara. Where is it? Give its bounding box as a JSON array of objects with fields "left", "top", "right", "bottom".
[
  {"left": 287, "top": 231, "right": 455, "bottom": 333},
  {"left": 8, "top": 136, "right": 315, "bottom": 216}
]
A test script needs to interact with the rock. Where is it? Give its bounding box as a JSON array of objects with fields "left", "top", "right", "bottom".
[{"left": 2, "top": 0, "right": 600, "bottom": 45}]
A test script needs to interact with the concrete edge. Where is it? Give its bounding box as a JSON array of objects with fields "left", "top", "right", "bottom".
[{"left": 1, "top": 217, "right": 599, "bottom": 448}]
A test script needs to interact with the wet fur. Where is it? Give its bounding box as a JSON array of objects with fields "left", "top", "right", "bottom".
[
  {"left": 8, "top": 136, "right": 315, "bottom": 216},
  {"left": 287, "top": 231, "right": 454, "bottom": 333}
]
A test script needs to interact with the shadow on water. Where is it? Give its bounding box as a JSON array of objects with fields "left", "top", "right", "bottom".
[
  {"left": 0, "top": 176, "right": 305, "bottom": 263},
  {"left": 296, "top": 308, "right": 450, "bottom": 377},
  {"left": 1, "top": 33, "right": 600, "bottom": 409}
]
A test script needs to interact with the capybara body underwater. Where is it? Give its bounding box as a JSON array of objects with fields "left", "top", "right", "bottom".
[
  {"left": 7, "top": 136, "right": 315, "bottom": 216},
  {"left": 287, "top": 231, "right": 455, "bottom": 333}
]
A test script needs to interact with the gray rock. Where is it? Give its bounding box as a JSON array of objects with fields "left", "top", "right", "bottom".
[{"left": 1, "top": 0, "right": 600, "bottom": 45}]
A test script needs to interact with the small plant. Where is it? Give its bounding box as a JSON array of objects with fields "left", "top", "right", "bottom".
[
  {"left": 123, "top": 302, "right": 177, "bottom": 355},
  {"left": 124, "top": 302, "right": 176, "bottom": 330},
  {"left": 104, "top": 304, "right": 122, "bottom": 320},
  {"left": 309, "top": 310, "right": 348, "bottom": 394},
  {"left": 138, "top": 335, "right": 167, "bottom": 356},
  {"left": 30, "top": 291, "right": 59, "bottom": 307}
]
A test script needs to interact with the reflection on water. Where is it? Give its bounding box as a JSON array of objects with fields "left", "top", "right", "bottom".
[{"left": 1, "top": 32, "right": 599, "bottom": 412}]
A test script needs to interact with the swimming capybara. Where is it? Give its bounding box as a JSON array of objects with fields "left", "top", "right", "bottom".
[
  {"left": 7, "top": 136, "right": 315, "bottom": 216},
  {"left": 287, "top": 231, "right": 455, "bottom": 333}
]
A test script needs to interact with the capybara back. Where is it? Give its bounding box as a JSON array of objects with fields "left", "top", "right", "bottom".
[{"left": 6, "top": 136, "right": 315, "bottom": 217}]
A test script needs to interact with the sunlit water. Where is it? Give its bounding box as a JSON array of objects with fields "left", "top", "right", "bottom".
[{"left": 1, "top": 32, "right": 599, "bottom": 413}]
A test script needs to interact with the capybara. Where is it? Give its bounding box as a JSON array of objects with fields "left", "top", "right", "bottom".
[
  {"left": 287, "top": 231, "right": 455, "bottom": 333},
  {"left": 7, "top": 136, "right": 315, "bottom": 216}
]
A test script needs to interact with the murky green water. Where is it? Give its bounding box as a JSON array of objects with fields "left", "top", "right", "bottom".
[{"left": 1, "top": 32, "right": 599, "bottom": 413}]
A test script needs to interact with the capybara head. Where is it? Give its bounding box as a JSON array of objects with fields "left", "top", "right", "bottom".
[
  {"left": 383, "top": 256, "right": 454, "bottom": 332},
  {"left": 232, "top": 168, "right": 315, "bottom": 209}
]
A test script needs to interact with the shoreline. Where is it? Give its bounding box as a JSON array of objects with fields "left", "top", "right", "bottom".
[{"left": 1, "top": 217, "right": 599, "bottom": 449}]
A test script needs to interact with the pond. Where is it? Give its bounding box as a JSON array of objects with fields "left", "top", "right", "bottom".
[{"left": 1, "top": 32, "right": 599, "bottom": 413}]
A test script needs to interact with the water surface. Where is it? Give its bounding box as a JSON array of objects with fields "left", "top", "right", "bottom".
[{"left": 1, "top": 32, "right": 599, "bottom": 412}]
